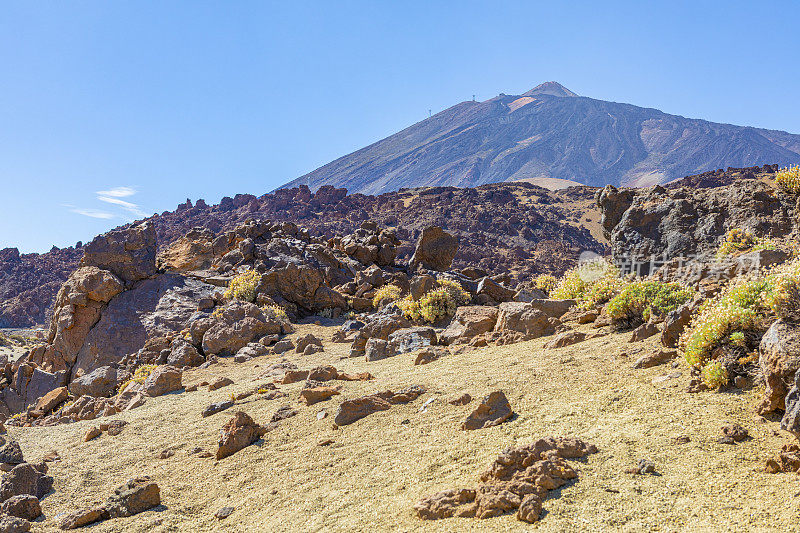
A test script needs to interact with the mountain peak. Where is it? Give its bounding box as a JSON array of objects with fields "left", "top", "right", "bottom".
[{"left": 522, "top": 81, "right": 578, "bottom": 98}]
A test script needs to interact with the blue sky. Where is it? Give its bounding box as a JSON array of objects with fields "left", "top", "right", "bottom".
[{"left": 2, "top": 0, "right": 799, "bottom": 252}]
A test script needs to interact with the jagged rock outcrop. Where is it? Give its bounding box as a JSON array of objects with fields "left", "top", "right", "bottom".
[
  {"left": 81, "top": 223, "right": 157, "bottom": 286},
  {"left": 598, "top": 175, "right": 798, "bottom": 274},
  {"left": 409, "top": 226, "right": 458, "bottom": 272}
]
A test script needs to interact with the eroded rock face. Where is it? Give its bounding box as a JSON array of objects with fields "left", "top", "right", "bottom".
[
  {"left": 410, "top": 226, "right": 458, "bottom": 272},
  {"left": 414, "top": 436, "right": 597, "bottom": 522},
  {"left": 598, "top": 179, "right": 796, "bottom": 274},
  {"left": 81, "top": 223, "right": 157, "bottom": 285},
  {"left": 32, "top": 267, "right": 124, "bottom": 374},
  {"left": 71, "top": 274, "right": 215, "bottom": 379},
  {"left": 462, "top": 391, "right": 514, "bottom": 430},
  {"left": 216, "top": 412, "right": 266, "bottom": 460},
  {"left": 759, "top": 320, "right": 800, "bottom": 414}
]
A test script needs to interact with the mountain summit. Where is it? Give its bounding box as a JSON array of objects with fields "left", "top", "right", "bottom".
[
  {"left": 282, "top": 83, "right": 800, "bottom": 194},
  {"left": 522, "top": 81, "right": 578, "bottom": 97}
]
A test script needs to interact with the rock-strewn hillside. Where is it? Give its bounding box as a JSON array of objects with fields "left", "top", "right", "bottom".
[
  {"left": 0, "top": 182, "right": 605, "bottom": 328},
  {"left": 282, "top": 82, "right": 800, "bottom": 193}
]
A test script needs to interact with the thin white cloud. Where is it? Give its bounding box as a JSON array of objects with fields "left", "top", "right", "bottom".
[
  {"left": 96, "top": 186, "right": 136, "bottom": 198},
  {"left": 97, "top": 195, "right": 147, "bottom": 218},
  {"left": 65, "top": 206, "right": 115, "bottom": 219}
]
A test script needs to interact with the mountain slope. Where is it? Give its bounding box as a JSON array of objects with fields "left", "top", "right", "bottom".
[{"left": 282, "top": 82, "right": 800, "bottom": 192}]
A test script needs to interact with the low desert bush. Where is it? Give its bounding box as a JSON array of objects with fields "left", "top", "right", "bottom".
[
  {"left": 702, "top": 360, "right": 729, "bottom": 388},
  {"left": 680, "top": 259, "right": 800, "bottom": 385},
  {"left": 606, "top": 280, "right": 694, "bottom": 325},
  {"left": 776, "top": 165, "right": 800, "bottom": 194},
  {"left": 534, "top": 274, "right": 558, "bottom": 295},
  {"left": 714, "top": 228, "right": 775, "bottom": 260},
  {"left": 551, "top": 259, "right": 626, "bottom": 309},
  {"left": 397, "top": 278, "right": 470, "bottom": 323},
  {"left": 372, "top": 284, "right": 402, "bottom": 309},
  {"left": 118, "top": 364, "right": 157, "bottom": 393},
  {"left": 224, "top": 270, "right": 260, "bottom": 302},
  {"left": 263, "top": 304, "right": 288, "bottom": 321}
]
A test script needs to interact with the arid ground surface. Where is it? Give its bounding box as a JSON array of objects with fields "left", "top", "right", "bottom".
[{"left": 14, "top": 321, "right": 798, "bottom": 532}]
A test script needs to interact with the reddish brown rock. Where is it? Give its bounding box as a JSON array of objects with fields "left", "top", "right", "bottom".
[
  {"left": 414, "top": 347, "right": 449, "bottom": 365},
  {"left": 84, "top": 427, "right": 101, "bottom": 442},
  {"left": 30, "top": 386, "right": 68, "bottom": 417},
  {"left": 409, "top": 226, "right": 458, "bottom": 272},
  {"left": 633, "top": 349, "right": 677, "bottom": 369},
  {"left": 1, "top": 495, "right": 41, "bottom": 521},
  {"left": 208, "top": 376, "right": 233, "bottom": 391},
  {"left": 462, "top": 391, "right": 513, "bottom": 430},
  {"left": 543, "top": 330, "right": 586, "bottom": 349},
  {"left": 300, "top": 387, "right": 340, "bottom": 406},
  {"left": 216, "top": 411, "right": 266, "bottom": 460},
  {"left": 448, "top": 393, "right": 472, "bottom": 406},
  {"left": 414, "top": 436, "right": 597, "bottom": 522},
  {"left": 142, "top": 366, "right": 182, "bottom": 397},
  {"left": 440, "top": 306, "right": 499, "bottom": 345},
  {"left": 334, "top": 395, "right": 392, "bottom": 426}
]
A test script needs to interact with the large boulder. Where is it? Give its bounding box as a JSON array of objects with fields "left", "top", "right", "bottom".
[
  {"left": 409, "top": 227, "right": 458, "bottom": 272},
  {"left": 81, "top": 222, "right": 157, "bottom": 285},
  {"left": 0, "top": 463, "right": 53, "bottom": 501},
  {"left": 759, "top": 320, "right": 800, "bottom": 414},
  {"left": 201, "top": 301, "right": 285, "bottom": 356},
  {"left": 69, "top": 366, "right": 117, "bottom": 398},
  {"left": 142, "top": 366, "right": 182, "bottom": 397},
  {"left": 388, "top": 327, "right": 437, "bottom": 354},
  {"left": 526, "top": 299, "right": 576, "bottom": 319},
  {"left": 475, "top": 278, "right": 516, "bottom": 303},
  {"left": 494, "top": 302, "right": 558, "bottom": 341},
  {"left": 440, "top": 306, "right": 499, "bottom": 345}
]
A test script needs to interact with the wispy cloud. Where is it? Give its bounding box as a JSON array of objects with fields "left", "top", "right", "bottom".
[
  {"left": 64, "top": 185, "right": 148, "bottom": 222},
  {"left": 96, "top": 186, "right": 136, "bottom": 198},
  {"left": 97, "top": 195, "right": 147, "bottom": 218},
  {"left": 62, "top": 204, "right": 115, "bottom": 219}
]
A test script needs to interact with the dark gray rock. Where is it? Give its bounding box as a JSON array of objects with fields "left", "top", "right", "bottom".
[{"left": 69, "top": 366, "right": 117, "bottom": 398}]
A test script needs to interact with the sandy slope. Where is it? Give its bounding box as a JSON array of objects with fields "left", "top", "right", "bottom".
[{"left": 15, "top": 322, "right": 798, "bottom": 532}]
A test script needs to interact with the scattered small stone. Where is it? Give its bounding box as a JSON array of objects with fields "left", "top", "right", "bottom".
[
  {"left": 270, "top": 406, "right": 299, "bottom": 424},
  {"left": 84, "top": 427, "right": 101, "bottom": 442},
  {"left": 633, "top": 349, "right": 677, "bottom": 369},
  {"left": 185, "top": 384, "right": 199, "bottom": 392},
  {"left": 42, "top": 451, "right": 60, "bottom": 463},
  {"left": 159, "top": 449, "right": 175, "bottom": 459},
  {"left": 687, "top": 379, "right": 708, "bottom": 393},
  {"left": 105, "top": 420, "right": 128, "bottom": 436},
  {"left": 717, "top": 436, "right": 736, "bottom": 445},
  {"left": 316, "top": 410, "right": 327, "bottom": 420},
  {"left": 215, "top": 507, "right": 235, "bottom": 520},
  {"left": 721, "top": 424, "right": 749, "bottom": 442},
  {"left": 300, "top": 386, "right": 340, "bottom": 406},
  {"left": 317, "top": 439, "right": 334, "bottom": 446},
  {"left": 673, "top": 435, "right": 690, "bottom": 445},
  {"left": 202, "top": 400, "right": 235, "bottom": 418},
  {"left": 414, "top": 347, "right": 449, "bottom": 365},
  {"left": 626, "top": 458, "right": 656, "bottom": 475},
  {"left": 448, "top": 393, "right": 472, "bottom": 406},
  {"left": 419, "top": 397, "right": 435, "bottom": 412},
  {"left": 208, "top": 377, "right": 234, "bottom": 391},
  {"left": 734, "top": 375, "right": 749, "bottom": 389},
  {"left": 461, "top": 391, "right": 513, "bottom": 430}
]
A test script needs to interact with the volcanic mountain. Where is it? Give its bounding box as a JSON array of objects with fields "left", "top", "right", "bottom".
[{"left": 282, "top": 82, "right": 800, "bottom": 193}]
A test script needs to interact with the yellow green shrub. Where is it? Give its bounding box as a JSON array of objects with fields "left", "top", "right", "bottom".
[
  {"left": 118, "top": 364, "right": 157, "bottom": 393},
  {"left": 436, "top": 277, "right": 471, "bottom": 307},
  {"left": 551, "top": 259, "right": 624, "bottom": 309},
  {"left": 395, "top": 278, "right": 470, "bottom": 324},
  {"left": 372, "top": 284, "right": 402, "bottom": 308},
  {"left": 417, "top": 287, "right": 459, "bottom": 323},
  {"left": 396, "top": 295, "right": 421, "bottom": 322},
  {"left": 776, "top": 165, "right": 800, "bottom": 194},
  {"left": 702, "top": 360, "right": 729, "bottom": 388},
  {"left": 224, "top": 270, "right": 260, "bottom": 302},
  {"left": 714, "top": 228, "right": 775, "bottom": 260},
  {"left": 606, "top": 280, "right": 693, "bottom": 324},
  {"left": 534, "top": 274, "right": 558, "bottom": 295},
  {"left": 263, "top": 304, "right": 288, "bottom": 321}
]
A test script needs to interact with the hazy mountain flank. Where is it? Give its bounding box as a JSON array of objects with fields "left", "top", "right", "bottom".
[{"left": 283, "top": 82, "right": 800, "bottom": 193}]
